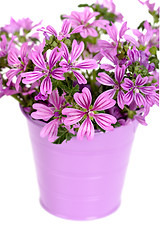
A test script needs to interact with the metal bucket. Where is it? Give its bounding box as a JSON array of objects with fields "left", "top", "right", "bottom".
[{"left": 24, "top": 109, "right": 138, "bottom": 220}]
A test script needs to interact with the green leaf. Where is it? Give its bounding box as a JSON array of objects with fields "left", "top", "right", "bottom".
[
  {"left": 149, "top": 46, "right": 157, "bottom": 55},
  {"left": 137, "top": 20, "right": 146, "bottom": 30},
  {"left": 78, "top": 4, "right": 91, "bottom": 8},
  {"left": 53, "top": 126, "right": 75, "bottom": 144}
]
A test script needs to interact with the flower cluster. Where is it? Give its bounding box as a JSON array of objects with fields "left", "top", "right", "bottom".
[{"left": 0, "top": 0, "right": 159, "bottom": 144}]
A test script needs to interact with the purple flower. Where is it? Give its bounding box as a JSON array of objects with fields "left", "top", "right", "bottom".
[
  {"left": 31, "top": 89, "right": 65, "bottom": 142},
  {"left": 138, "top": 0, "right": 155, "bottom": 12},
  {"left": 3, "top": 17, "right": 21, "bottom": 33},
  {"left": 18, "top": 18, "right": 42, "bottom": 32},
  {"left": 22, "top": 47, "right": 65, "bottom": 95},
  {"left": 6, "top": 43, "right": 30, "bottom": 90},
  {"left": 101, "top": 0, "right": 123, "bottom": 22},
  {"left": 0, "top": 35, "right": 16, "bottom": 58},
  {"left": 59, "top": 40, "right": 98, "bottom": 84},
  {"left": 62, "top": 87, "right": 117, "bottom": 140},
  {"left": 96, "top": 21, "right": 129, "bottom": 57},
  {"left": 96, "top": 65, "right": 126, "bottom": 109},
  {"left": 64, "top": 7, "right": 108, "bottom": 38},
  {"left": 38, "top": 19, "right": 83, "bottom": 41},
  {"left": 121, "top": 74, "right": 156, "bottom": 107},
  {"left": 127, "top": 46, "right": 140, "bottom": 63}
]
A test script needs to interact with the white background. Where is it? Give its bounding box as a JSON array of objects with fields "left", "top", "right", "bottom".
[{"left": 0, "top": 0, "right": 160, "bottom": 239}]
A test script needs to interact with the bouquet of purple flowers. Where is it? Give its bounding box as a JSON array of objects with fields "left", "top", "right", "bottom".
[{"left": 0, "top": 0, "right": 159, "bottom": 144}]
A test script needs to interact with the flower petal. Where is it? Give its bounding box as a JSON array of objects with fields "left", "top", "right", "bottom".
[
  {"left": 134, "top": 92, "right": 146, "bottom": 107},
  {"left": 60, "top": 42, "right": 69, "bottom": 62},
  {"left": 135, "top": 74, "right": 148, "bottom": 86},
  {"left": 62, "top": 108, "right": 85, "bottom": 125},
  {"left": 115, "top": 65, "right": 126, "bottom": 83},
  {"left": 31, "top": 51, "right": 47, "bottom": 70},
  {"left": 31, "top": 103, "right": 54, "bottom": 121},
  {"left": 51, "top": 68, "right": 66, "bottom": 80},
  {"left": 77, "top": 117, "right": 94, "bottom": 140},
  {"left": 121, "top": 78, "right": 134, "bottom": 91},
  {"left": 49, "top": 89, "right": 65, "bottom": 110},
  {"left": 71, "top": 40, "right": 84, "bottom": 63},
  {"left": 117, "top": 90, "right": 125, "bottom": 109},
  {"left": 106, "top": 23, "right": 118, "bottom": 42},
  {"left": 40, "top": 76, "right": 52, "bottom": 95},
  {"left": 40, "top": 119, "right": 59, "bottom": 142},
  {"left": 74, "top": 87, "right": 92, "bottom": 110},
  {"left": 49, "top": 48, "right": 63, "bottom": 69},
  {"left": 96, "top": 72, "right": 115, "bottom": 86},
  {"left": 92, "top": 91, "right": 116, "bottom": 111},
  {"left": 94, "top": 113, "right": 117, "bottom": 130},
  {"left": 22, "top": 71, "right": 45, "bottom": 84},
  {"left": 72, "top": 70, "right": 87, "bottom": 84},
  {"left": 124, "top": 90, "right": 134, "bottom": 105},
  {"left": 74, "top": 59, "right": 98, "bottom": 69}
]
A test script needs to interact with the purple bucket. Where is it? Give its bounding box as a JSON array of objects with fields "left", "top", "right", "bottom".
[{"left": 24, "top": 109, "right": 138, "bottom": 220}]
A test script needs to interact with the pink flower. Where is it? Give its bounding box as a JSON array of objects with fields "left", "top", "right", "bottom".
[
  {"left": 60, "top": 40, "right": 98, "bottom": 84},
  {"left": 101, "top": 0, "right": 123, "bottom": 22},
  {"left": 96, "top": 65, "right": 126, "bottom": 109},
  {"left": 0, "top": 35, "right": 16, "bottom": 58},
  {"left": 38, "top": 19, "right": 83, "bottom": 41},
  {"left": 6, "top": 43, "right": 30, "bottom": 90},
  {"left": 121, "top": 74, "right": 156, "bottom": 107},
  {"left": 31, "top": 89, "right": 65, "bottom": 142},
  {"left": 62, "top": 87, "right": 117, "bottom": 140},
  {"left": 64, "top": 7, "right": 108, "bottom": 38},
  {"left": 96, "top": 21, "right": 129, "bottom": 58},
  {"left": 21, "top": 47, "right": 65, "bottom": 95}
]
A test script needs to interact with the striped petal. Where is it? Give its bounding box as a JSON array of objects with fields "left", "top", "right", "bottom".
[
  {"left": 124, "top": 90, "right": 134, "bottom": 105},
  {"left": 117, "top": 90, "right": 125, "bottom": 109},
  {"left": 93, "top": 113, "right": 117, "bottom": 130},
  {"left": 121, "top": 78, "right": 134, "bottom": 91},
  {"left": 6, "top": 69, "right": 21, "bottom": 86},
  {"left": 60, "top": 42, "right": 69, "bottom": 62},
  {"left": 40, "top": 76, "right": 52, "bottom": 95},
  {"left": 115, "top": 65, "right": 126, "bottom": 83},
  {"left": 40, "top": 119, "right": 59, "bottom": 142},
  {"left": 72, "top": 70, "right": 87, "bottom": 84},
  {"left": 135, "top": 75, "right": 148, "bottom": 86},
  {"left": 71, "top": 40, "right": 84, "bottom": 63},
  {"left": 49, "top": 89, "right": 65, "bottom": 110},
  {"left": 134, "top": 92, "right": 146, "bottom": 107},
  {"left": 92, "top": 91, "right": 116, "bottom": 111},
  {"left": 77, "top": 117, "right": 94, "bottom": 140},
  {"left": 62, "top": 108, "right": 85, "bottom": 126},
  {"left": 31, "top": 103, "right": 54, "bottom": 121},
  {"left": 49, "top": 48, "right": 63, "bottom": 69},
  {"left": 74, "top": 87, "right": 92, "bottom": 110},
  {"left": 96, "top": 72, "right": 115, "bottom": 86},
  {"left": 31, "top": 51, "right": 47, "bottom": 70},
  {"left": 74, "top": 59, "right": 98, "bottom": 69},
  {"left": 22, "top": 71, "right": 45, "bottom": 84},
  {"left": 51, "top": 68, "right": 66, "bottom": 80}
]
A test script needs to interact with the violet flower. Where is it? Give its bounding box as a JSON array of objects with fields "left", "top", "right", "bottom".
[
  {"left": 6, "top": 42, "right": 30, "bottom": 90},
  {"left": 38, "top": 19, "right": 83, "bottom": 41},
  {"left": 0, "top": 35, "right": 15, "bottom": 58},
  {"left": 97, "top": 21, "right": 129, "bottom": 57},
  {"left": 62, "top": 87, "right": 117, "bottom": 140},
  {"left": 59, "top": 40, "right": 98, "bottom": 84},
  {"left": 100, "top": 0, "right": 123, "bottom": 22},
  {"left": 121, "top": 74, "right": 156, "bottom": 107},
  {"left": 31, "top": 89, "right": 65, "bottom": 142},
  {"left": 64, "top": 7, "right": 108, "bottom": 38},
  {"left": 22, "top": 47, "right": 65, "bottom": 95},
  {"left": 96, "top": 65, "right": 126, "bottom": 109}
]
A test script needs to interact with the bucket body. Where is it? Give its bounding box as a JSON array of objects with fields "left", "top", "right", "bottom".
[{"left": 25, "top": 112, "right": 138, "bottom": 220}]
